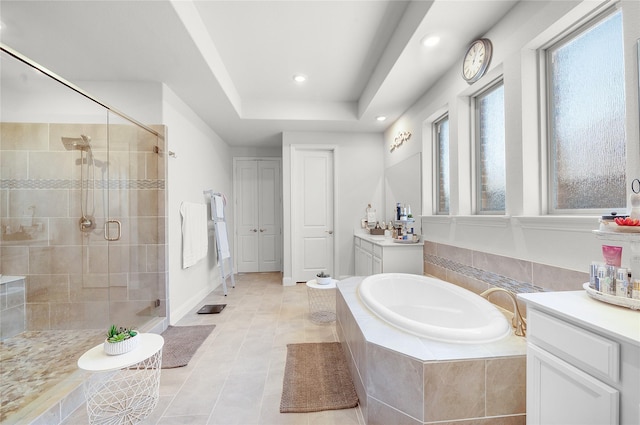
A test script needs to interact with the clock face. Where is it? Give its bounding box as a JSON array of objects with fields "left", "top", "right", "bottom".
[{"left": 462, "top": 39, "right": 492, "bottom": 83}]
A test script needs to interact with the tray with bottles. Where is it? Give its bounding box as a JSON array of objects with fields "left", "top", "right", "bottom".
[{"left": 583, "top": 282, "right": 640, "bottom": 310}]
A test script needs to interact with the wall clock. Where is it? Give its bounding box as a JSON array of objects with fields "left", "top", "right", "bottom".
[{"left": 462, "top": 38, "right": 492, "bottom": 84}]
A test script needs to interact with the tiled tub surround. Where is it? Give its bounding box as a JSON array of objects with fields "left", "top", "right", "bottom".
[
  {"left": 337, "top": 277, "right": 527, "bottom": 425},
  {"left": 422, "top": 240, "right": 590, "bottom": 314},
  {"left": 0, "top": 275, "right": 25, "bottom": 340}
]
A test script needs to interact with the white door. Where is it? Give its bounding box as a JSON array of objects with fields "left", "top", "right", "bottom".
[
  {"left": 292, "top": 148, "right": 334, "bottom": 282},
  {"left": 234, "top": 159, "right": 281, "bottom": 273},
  {"left": 257, "top": 160, "right": 280, "bottom": 271}
]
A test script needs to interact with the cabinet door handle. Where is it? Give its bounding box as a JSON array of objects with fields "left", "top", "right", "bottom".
[
  {"left": 251, "top": 228, "right": 257, "bottom": 232},
  {"left": 260, "top": 228, "right": 266, "bottom": 232},
  {"left": 326, "top": 230, "right": 333, "bottom": 235}
]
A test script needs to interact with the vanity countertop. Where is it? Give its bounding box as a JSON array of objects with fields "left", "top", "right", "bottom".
[
  {"left": 518, "top": 290, "right": 640, "bottom": 347},
  {"left": 354, "top": 232, "right": 424, "bottom": 247}
]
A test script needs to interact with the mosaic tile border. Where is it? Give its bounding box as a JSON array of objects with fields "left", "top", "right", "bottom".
[
  {"left": 424, "top": 253, "right": 546, "bottom": 294},
  {"left": 0, "top": 179, "right": 165, "bottom": 190}
]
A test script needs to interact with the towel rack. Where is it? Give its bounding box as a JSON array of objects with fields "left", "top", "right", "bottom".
[{"left": 204, "top": 190, "right": 235, "bottom": 295}]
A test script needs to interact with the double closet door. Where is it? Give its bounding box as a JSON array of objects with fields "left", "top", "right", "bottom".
[{"left": 234, "top": 158, "right": 282, "bottom": 272}]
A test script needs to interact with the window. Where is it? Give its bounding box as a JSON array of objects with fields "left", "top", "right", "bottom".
[
  {"left": 475, "top": 82, "right": 505, "bottom": 214},
  {"left": 435, "top": 115, "right": 450, "bottom": 214},
  {"left": 547, "top": 10, "right": 626, "bottom": 213}
]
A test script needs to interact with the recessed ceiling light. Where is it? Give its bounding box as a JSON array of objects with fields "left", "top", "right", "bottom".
[
  {"left": 293, "top": 74, "right": 307, "bottom": 83},
  {"left": 376, "top": 116, "right": 387, "bottom": 122},
  {"left": 421, "top": 35, "right": 440, "bottom": 47}
]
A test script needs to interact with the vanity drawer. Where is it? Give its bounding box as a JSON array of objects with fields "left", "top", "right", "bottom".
[
  {"left": 528, "top": 309, "right": 619, "bottom": 383},
  {"left": 354, "top": 237, "right": 361, "bottom": 247},
  {"left": 373, "top": 244, "right": 383, "bottom": 258},
  {"left": 360, "top": 240, "right": 373, "bottom": 252}
]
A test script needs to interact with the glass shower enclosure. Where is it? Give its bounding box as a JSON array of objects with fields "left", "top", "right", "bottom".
[{"left": 0, "top": 46, "right": 168, "bottom": 423}]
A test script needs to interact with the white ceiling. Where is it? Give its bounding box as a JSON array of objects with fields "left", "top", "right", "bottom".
[{"left": 0, "top": 0, "right": 518, "bottom": 147}]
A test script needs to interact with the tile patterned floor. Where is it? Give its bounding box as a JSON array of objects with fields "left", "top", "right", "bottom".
[
  {"left": 0, "top": 330, "right": 105, "bottom": 423},
  {"left": 62, "top": 272, "right": 364, "bottom": 425}
]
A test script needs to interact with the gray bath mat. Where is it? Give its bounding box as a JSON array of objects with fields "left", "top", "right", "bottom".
[{"left": 160, "top": 325, "right": 215, "bottom": 368}]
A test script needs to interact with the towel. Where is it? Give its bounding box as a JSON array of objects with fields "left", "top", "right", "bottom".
[
  {"left": 212, "top": 193, "right": 226, "bottom": 220},
  {"left": 180, "top": 201, "right": 209, "bottom": 268},
  {"left": 215, "top": 221, "right": 231, "bottom": 259}
]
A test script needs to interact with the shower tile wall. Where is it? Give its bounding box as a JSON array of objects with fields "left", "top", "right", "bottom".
[{"left": 0, "top": 122, "right": 167, "bottom": 331}]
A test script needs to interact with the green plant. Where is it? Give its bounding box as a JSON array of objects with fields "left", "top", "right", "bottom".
[
  {"left": 316, "top": 271, "right": 330, "bottom": 278},
  {"left": 106, "top": 325, "right": 138, "bottom": 343}
]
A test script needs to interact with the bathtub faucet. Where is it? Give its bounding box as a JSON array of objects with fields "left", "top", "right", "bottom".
[{"left": 479, "top": 288, "right": 527, "bottom": 337}]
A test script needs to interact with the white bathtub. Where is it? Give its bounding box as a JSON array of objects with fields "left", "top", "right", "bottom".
[{"left": 358, "top": 273, "right": 511, "bottom": 344}]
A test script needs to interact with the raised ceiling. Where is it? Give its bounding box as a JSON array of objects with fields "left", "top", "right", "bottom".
[{"left": 0, "top": 0, "right": 518, "bottom": 146}]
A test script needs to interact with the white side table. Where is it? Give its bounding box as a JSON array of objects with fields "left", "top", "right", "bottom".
[
  {"left": 77, "top": 333, "right": 164, "bottom": 424},
  {"left": 306, "top": 279, "right": 337, "bottom": 324}
]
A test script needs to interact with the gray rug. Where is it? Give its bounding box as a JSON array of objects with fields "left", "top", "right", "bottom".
[
  {"left": 280, "top": 342, "right": 359, "bottom": 413},
  {"left": 160, "top": 325, "right": 215, "bottom": 368}
]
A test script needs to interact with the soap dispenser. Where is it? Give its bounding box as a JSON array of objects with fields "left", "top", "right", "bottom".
[{"left": 630, "top": 178, "right": 640, "bottom": 219}]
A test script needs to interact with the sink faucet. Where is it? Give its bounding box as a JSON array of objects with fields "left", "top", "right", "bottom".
[{"left": 480, "top": 287, "right": 527, "bottom": 337}]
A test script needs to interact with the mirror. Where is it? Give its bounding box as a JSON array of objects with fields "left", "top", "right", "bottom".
[{"left": 385, "top": 153, "right": 421, "bottom": 221}]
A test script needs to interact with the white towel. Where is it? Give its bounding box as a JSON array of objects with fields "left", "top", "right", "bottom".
[
  {"left": 215, "top": 221, "right": 231, "bottom": 259},
  {"left": 180, "top": 201, "right": 209, "bottom": 268},
  {"left": 212, "top": 193, "right": 225, "bottom": 220}
]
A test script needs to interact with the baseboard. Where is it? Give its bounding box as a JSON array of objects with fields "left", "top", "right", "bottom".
[
  {"left": 170, "top": 282, "right": 217, "bottom": 324},
  {"left": 282, "top": 276, "right": 294, "bottom": 286}
]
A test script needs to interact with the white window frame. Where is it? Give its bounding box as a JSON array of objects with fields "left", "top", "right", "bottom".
[
  {"left": 544, "top": 8, "right": 627, "bottom": 216},
  {"left": 433, "top": 113, "right": 450, "bottom": 215},
  {"left": 473, "top": 79, "right": 506, "bottom": 215}
]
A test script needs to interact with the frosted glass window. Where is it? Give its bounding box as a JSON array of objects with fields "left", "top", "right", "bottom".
[
  {"left": 435, "top": 115, "right": 450, "bottom": 214},
  {"left": 548, "top": 11, "right": 626, "bottom": 212},
  {"left": 476, "top": 83, "right": 505, "bottom": 214}
]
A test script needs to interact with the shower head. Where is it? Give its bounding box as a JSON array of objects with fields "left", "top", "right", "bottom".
[{"left": 61, "top": 134, "right": 92, "bottom": 151}]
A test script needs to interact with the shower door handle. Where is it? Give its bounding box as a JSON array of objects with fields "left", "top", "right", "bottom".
[{"left": 104, "top": 219, "right": 122, "bottom": 241}]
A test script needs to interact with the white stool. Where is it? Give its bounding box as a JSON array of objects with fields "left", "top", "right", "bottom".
[
  {"left": 306, "top": 279, "right": 337, "bottom": 324},
  {"left": 77, "top": 333, "right": 164, "bottom": 424}
]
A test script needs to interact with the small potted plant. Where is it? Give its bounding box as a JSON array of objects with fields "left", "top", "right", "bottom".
[
  {"left": 104, "top": 325, "right": 139, "bottom": 355},
  {"left": 316, "top": 271, "right": 332, "bottom": 285}
]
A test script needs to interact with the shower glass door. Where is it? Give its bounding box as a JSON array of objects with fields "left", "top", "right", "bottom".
[{"left": 106, "top": 111, "right": 166, "bottom": 330}]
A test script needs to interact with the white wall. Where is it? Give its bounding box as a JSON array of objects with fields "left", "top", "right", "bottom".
[
  {"left": 231, "top": 146, "right": 282, "bottom": 158},
  {"left": 162, "top": 85, "right": 232, "bottom": 324},
  {"left": 385, "top": 0, "right": 640, "bottom": 273},
  {"left": 282, "top": 131, "right": 385, "bottom": 283}
]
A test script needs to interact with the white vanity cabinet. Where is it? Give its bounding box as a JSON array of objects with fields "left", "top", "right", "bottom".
[
  {"left": 519, "top": 291, "right": 640, "bottom": 425},
  {"left": 354, "top": 235, "right": 423, "bottom": 276}
]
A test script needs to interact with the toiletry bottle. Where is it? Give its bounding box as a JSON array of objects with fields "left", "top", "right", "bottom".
[
  {"left": 396, "top": 203, "right": 401, "bottom": 221},
  {"left": 630, "top": 178, "right": 640, "bottom": 219},
  {"left": 589, "top": 262, "right": 600, "bottom": 290},
  {"left": 615, "top": 268, "right": 629, "bottom": 298},
  {"left": 366, "top": 204, "right": 376, "bottom": 228},
  {"left": 597, "top": 266, "right": 610, "bottom": 294},
  {"left": 632, "top": 279, "right": 640, "bottom": 300},
  {"left": 399, "top": 204, "right": 407, "bottom": 220},
  {"left": 606, "top": 266, "right": 617, "bottom": 295}
]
